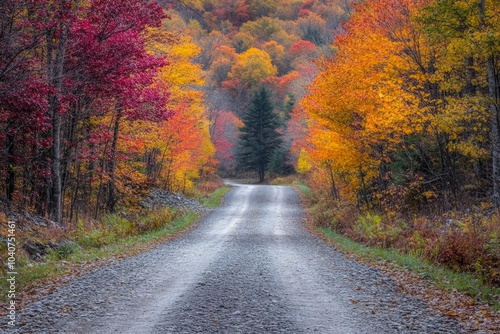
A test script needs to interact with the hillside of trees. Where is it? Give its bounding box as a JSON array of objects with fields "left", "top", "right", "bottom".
[{"left": 162, "top": 0, "right": 351, "bottom": 175}]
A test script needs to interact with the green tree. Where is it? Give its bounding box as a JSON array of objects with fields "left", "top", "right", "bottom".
[
  {"left": 238, "top": 88, "right": 282, "bottom": 182},
  {"left": 268, "top": 147, "right": 294, "bottom": 177}
]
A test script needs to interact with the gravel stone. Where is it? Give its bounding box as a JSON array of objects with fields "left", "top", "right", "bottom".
[{"left": 2, "top": 183, "right": 468, "bottom": 333}]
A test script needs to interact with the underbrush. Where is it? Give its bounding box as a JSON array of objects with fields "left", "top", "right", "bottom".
[
  {"left": 192, "top": 176, "right": 225, "bottom": 198},
  {"left": 318, "top": 227, "right": 500, "bottom": 310},
  {"left": 295, "top": 182, "right": 500, "bottom": 310},
  {"left": 69, "top": 208, "right": 181, "bottom": 250}
]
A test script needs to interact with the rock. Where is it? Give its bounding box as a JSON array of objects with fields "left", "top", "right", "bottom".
[
  {"left": 0, "top": 195, "right": 60, "bottom": 233},
  {"left": 140, "top": 188, "right": 207, "bottom": 212},
  {"left": 21, "top": 238, "right": 79, "bottom": 261},
  {"left": 138, "top": 200, "right": 153, "bottom": 209},
  {"left": 23, "top": 241, "right": 48, "bottom": 260},
  {"left": 0, "top": 234, "right": 8, "bottom": 247}
]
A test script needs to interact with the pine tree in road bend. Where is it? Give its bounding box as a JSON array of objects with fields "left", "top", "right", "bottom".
[{"left": 238, "top": 88, "right": 282, "bottom": 182}]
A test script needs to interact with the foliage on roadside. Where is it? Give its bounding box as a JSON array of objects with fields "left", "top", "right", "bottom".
[
  {"left": 285, "top": 0, "right": 500, "bottom": 314},
  {"left": 293, "top": 0, "right": 500, "bottom": 213}
]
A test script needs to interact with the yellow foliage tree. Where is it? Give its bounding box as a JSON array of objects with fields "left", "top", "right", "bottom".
[{"left": 229, "top": 47, "right": 278, "bottom": 87}]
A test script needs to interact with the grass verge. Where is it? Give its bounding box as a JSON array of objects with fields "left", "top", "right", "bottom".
[
  {"left": 8, "top": 211, "right": 200, "bottom": 294},
  {"left": 317, "top": 227, "right": 500, "bottom": 311},
  {"left": 199, "top": 185, "right": 231, "bottom": 208},
  {"left": 293, "top": 182, "right": 312, "bottom": 197}
]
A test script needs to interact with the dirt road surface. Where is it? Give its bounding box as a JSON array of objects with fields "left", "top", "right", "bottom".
[{"left": 3, "top": 183, "right": 464, "bottom": 333}]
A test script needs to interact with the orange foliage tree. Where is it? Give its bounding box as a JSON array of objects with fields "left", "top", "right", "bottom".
[
  {"left": 297, "top": 0, "right": 500, "bottom": 211},
  {"left": 119, "top": 26, "right": 216, "bottom": 194}
]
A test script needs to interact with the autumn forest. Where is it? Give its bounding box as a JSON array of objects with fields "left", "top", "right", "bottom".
[{"left": 1, "top": 0, "right": 500, "bottom": 306}]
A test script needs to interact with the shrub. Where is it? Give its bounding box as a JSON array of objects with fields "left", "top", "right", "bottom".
[
  {"left": 76, "top": 230, "right": 116, "bottom": 248},
  {"left": 195, "top": 177, "right": 225, "bottom": 197},
  {"left": 301, "top": 176, "right": 500, "bottom": 288},
  {"left": 103, "top": 214, "right": 135, "bottom": 237},
  {"left": 47, "top": 242, "right": 80, "bottom": 260},
  {"left": 136, "top": 208, "right": 178, "bottom": 234},
  {"left": 435, "top": 231, "right": 488, "bottom": 271}
]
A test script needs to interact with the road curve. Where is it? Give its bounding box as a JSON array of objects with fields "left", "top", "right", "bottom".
[{"left": 5, "top": 183, "right": 464, "bottom": 333}]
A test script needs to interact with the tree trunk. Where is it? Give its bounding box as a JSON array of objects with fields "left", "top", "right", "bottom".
[
  {"left": 359, "top": 167, "right": 369, "bottom": 206},
  {"left": 60, "top": 91, "right": 83, "bottom": 212},
  {"left": 49, "top": 26, "right": 68, "bottom": 224},
  {"left": 465, "top": 56, "right": 476, "bottom": 95},
  {"left": 259, "top": 167, "right": 264, "bottom": 183},
  {"left": 326, "top": 161, "right": 339, "bottom": 201},
  {"left": 107, "top": 107, "right": 122, "bottom": 212},
  {"left": 5, "top": 131, "right": 15, "bottom": 200},
  {"left": 487, "top": 56, "right": 500, "bottom": 209}
]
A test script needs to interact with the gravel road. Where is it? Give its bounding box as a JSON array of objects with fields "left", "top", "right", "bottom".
[{"left": 3, "top": 182, "right": 466, "bottom": 333}]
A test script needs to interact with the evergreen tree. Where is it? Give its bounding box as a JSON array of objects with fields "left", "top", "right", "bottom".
[
  {"left": 268, "top": 147, "right": 294, "bottom": 177},
  {"left": 268, "top": 147, "right": 286, "bottom": 177},
  {"left": 238, "top": 88, "right": 282, "bottom": 182}
]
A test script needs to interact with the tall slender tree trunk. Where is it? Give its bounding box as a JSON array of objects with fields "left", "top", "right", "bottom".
[
  {"left": 107, "top": 107, "right": 122, "bottom": 212},
  {"left": 479, "top": 0, "right": 500, "bottom": 209},
  {"left": 52, "top": 108, "right": 62, "bottom": 221},
  {"left": 487, "top": 56, "right": 500, "bottom": 209},
  {"left": 49, "top": 26, "right": 68, "bottom": 223},
  {"left": 258, "top": 164, "right": 265, "bottom": 183},
  {"left": 164, "top": 158, "right": 173, "bottom": 191},
  {"left": 359, "top": 167, "right": 369, "bottom": 206},
  {"left": 465, "top": 56, "right": 476, "bottom": 95},
  {"left": 326, "top": 161, "right": 339, "bottom": 201},
  {"left": 60, "top": 91, "right": 82, "bottom": 211},
  {"left": 43, "top": 28, "right": 55, "bottom": 217}
]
